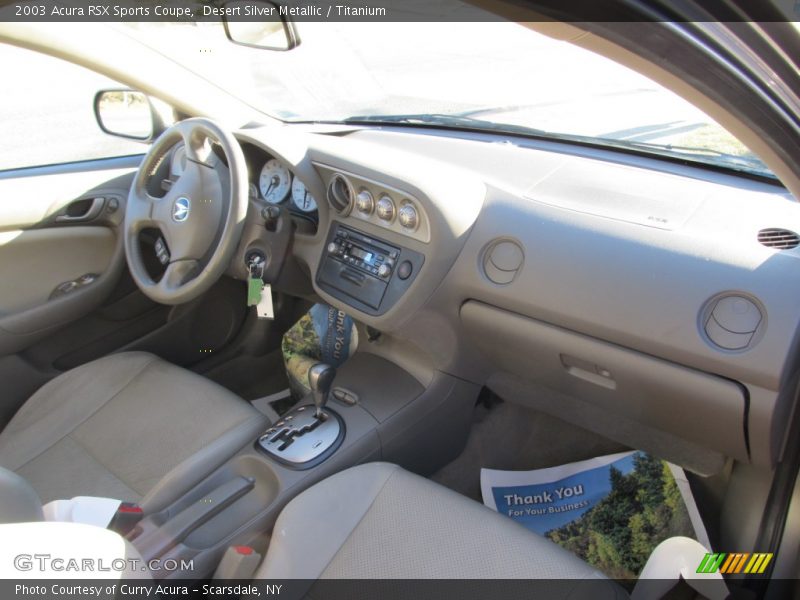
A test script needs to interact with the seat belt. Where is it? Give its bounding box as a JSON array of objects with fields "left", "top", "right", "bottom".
[{"left": 108, "top": 502, "right": 144, "bottom": 536}]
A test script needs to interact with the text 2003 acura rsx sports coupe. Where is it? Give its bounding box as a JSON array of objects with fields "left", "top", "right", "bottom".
[{"left": 0, "top": 1, "right": 798, "bottom": 599}]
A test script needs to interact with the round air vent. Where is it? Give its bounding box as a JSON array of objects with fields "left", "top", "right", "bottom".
[
  {"left": 757, "top": 228, "right": 800, "bottom": 250},
  {"left": 326, "top": 173, "right": 354, "bottom": 215},
  {"left": 700, "top": 293, "right": 765, "bottom": 352},
  {"left": 482, "top": 239, "right": 524, "bottom": 285}
]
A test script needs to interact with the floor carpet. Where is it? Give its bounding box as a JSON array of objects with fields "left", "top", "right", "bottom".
[{"left": 431, "top": 399, "right": 628, "bottom": 502}]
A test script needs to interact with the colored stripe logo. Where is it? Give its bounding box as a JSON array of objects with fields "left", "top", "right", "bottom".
[{"left": 697, "top": 552, "right": 773, "bottom": 574}]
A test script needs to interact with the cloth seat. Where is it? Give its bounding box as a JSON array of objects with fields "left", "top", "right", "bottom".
[
  {"left": 257, "top": 462, "right": 627, "bottom": 597},
  {"left": 0, "top": 351, "right": 268, "bottom": 512}
]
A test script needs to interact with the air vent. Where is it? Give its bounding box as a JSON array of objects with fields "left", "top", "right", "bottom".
[
  {"left": 758, "top": 228, "right": 800, "bottom": 249},
  {"left": 483, "top": 239, "right": 524, "bottom": 285},
  {"left": 327, "top": 173, "right": 354, "bottom": 215}
]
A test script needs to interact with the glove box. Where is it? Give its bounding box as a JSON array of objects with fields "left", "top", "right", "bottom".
[{"left": 461, "top": 300, "right": 748, "bottom": 462}]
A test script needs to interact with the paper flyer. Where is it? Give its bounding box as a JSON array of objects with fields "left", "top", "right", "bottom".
[{"left": 481, "top": 451, "right": 709, "bottom": 579}]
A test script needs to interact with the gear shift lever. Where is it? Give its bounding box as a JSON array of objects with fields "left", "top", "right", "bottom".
[
  {"left": 258, "top": 362, "right": 343, "bottom": 465},
  {"left": 308, "top": 363, "right": 336, "bottom": 419}
]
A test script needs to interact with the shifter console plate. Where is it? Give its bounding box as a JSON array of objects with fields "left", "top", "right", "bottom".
[{"left": 256, "top": 405, "right": 345, "bottom": 469}]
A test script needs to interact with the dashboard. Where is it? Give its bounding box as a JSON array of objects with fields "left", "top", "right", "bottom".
[{"left": 230, "top": 122, "right": 800, "bottom": 477}]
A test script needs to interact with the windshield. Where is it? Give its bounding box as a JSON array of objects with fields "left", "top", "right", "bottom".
[{"left": 120, "top": 21, "right": 775, "bottom": 178}]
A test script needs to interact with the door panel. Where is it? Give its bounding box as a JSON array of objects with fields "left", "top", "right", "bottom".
[
  {"left": 0, "top": 226, "right": 115, "bottom": 315},
  {"left": 0, "top": 162, "right": 136, "bottom": 355}
]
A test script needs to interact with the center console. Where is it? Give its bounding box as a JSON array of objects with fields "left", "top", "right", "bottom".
[
  {"left": 316, "top": 223, "right": 424, "bottom": 315},
  {"left": 127, "top": 353, "right": 479, "bottom": 580}
]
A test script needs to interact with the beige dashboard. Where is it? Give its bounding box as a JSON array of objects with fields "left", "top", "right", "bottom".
[{"left": 234, "top": 123, "right": 800, "bottom": 475}]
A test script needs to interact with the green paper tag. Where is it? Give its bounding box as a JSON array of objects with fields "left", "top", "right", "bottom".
[{"left": 247, "top": 276, "right": 263, "bottom": 306}]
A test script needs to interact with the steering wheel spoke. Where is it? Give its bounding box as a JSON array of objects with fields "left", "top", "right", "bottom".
[
  {"left": 177, "top": 120, "right": 219, "bottom": 168},
  {"left": 156, "top": 260, "right": 200, "bottom": 297},
  {"left": 125, "top": 192, "right": 154, "bottom": 232}
]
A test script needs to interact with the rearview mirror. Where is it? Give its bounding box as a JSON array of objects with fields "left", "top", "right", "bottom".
[
  {"left": 94, "top": 90, "right": 155, "bottom": 141},
  {"left": 222, "top": 1, "right": 299, "bottom": 51}
]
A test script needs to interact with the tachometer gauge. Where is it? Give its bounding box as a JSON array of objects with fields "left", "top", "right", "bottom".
[
  {"left": 259, "top": 159, "right": 291, "bottom": 204},
  {"left": 291, "top": 178, "right": 317, "bottom": 213}
]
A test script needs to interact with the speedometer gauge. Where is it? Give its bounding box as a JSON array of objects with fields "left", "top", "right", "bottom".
[
  {"left": 259, "top": 159, "right": 291, "bottom": 204},
  {"left": 291, "top": 178, "right": 317, "bottom": 213}
]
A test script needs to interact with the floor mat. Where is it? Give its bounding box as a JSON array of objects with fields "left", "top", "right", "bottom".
[{"left": 431, "top": 400, "right": 627, "bottom": 502}]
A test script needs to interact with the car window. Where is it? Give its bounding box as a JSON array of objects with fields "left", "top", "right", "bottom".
[{"left": 0, "top": 43, "right": 146, "bottom": 171}]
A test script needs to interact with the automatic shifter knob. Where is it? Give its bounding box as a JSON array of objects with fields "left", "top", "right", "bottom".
[{"left": 308, "top": 363, "right": 336, "bottom": 419}]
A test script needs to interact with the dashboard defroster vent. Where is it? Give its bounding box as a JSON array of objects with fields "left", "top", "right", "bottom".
[
  {"left": 327, "top": 173, "right": 354, "bottom": 215},
  {"left": 757, "top": 228, "right": 800, "bottom": 250}
]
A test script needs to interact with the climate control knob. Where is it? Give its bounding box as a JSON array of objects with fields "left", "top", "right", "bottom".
[
  {"left": 376, "top": 196, "right": 395, "bottom": 222},
  {"left": 398, "top": 203, "right": 419, "bottom": 230},
  {"left": 356, "top": 190, "right": 374, "bottom": 214}
]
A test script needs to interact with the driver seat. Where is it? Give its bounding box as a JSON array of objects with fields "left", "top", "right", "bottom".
[{"left": 0, "top": 351, "right": 268, "bottom": 512}]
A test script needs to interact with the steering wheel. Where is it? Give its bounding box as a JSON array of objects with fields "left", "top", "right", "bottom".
[{"left": 124, "top": 118, "right": 248, "bottom": 305}]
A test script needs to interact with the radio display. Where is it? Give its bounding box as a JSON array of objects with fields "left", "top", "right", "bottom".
[{"left": 350, "top": 246, "right": 375, "bottom": 264}]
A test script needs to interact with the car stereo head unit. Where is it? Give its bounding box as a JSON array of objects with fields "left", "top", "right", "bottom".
[
  {"left": 327, "top": 228, "right": 397, "bottom": 281},
  {"left": 316, "top": 223, "right": 424, "bottom": 316}
]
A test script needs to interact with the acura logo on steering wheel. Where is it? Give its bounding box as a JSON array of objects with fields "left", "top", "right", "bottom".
[{"left": 172, "top": 197, "right": 191, "bottom": 222}]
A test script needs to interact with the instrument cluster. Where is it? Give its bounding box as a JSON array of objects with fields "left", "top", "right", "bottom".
[{"left": 253, "top": 156, "right": 318, "bottom": 214}]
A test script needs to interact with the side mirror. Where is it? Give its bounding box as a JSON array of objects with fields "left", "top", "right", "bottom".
[
  {"left": 93, "top": 89, "right": 168, "bottom": 141},
  {"left": 222, "top": 1, "right": 299, "bottom": 51}
]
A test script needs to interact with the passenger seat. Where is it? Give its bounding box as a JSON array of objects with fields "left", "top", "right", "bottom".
[{"left": 256, "top": 462, "right": 627, "bottom": 597}]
